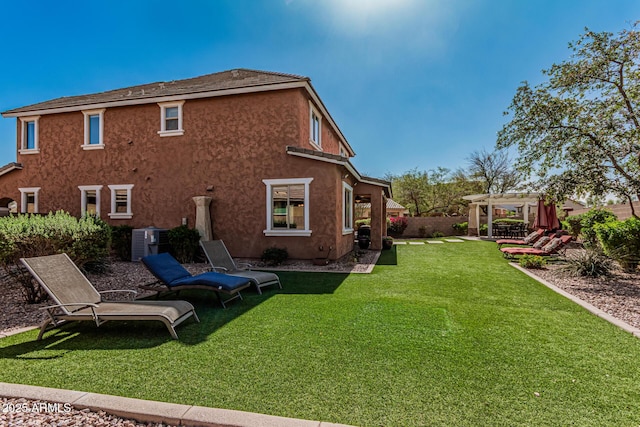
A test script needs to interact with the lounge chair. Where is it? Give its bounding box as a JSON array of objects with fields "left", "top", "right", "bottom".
[
  {"left": 20, "top": 253, "right": 199, "bottom": 340},
  {"left": 200, "top": 240, "right": 282, "bottom": 295},
  {"left": 140, "top": 252, "right": 251, "bottom": 308},
  {"left": 500, "top": 235, "right": 573, "bottom": 258},
  {"left": 496, "top": 229, "right": 544, "bottom": 249}
]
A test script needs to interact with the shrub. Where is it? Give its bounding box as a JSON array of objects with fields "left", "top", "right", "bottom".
[
  {"left": 387, "top": 217, "right": 408, "bottom": 235},
  {"left": 564, "top": 215, "right": 583, "bottom": 238},
  {"left": 452, "top": 222, "right": 468, "bottom": 235},
  {"left": 355, "top": 219, "right": 371, "bottom": 229},
  {"left": 479, "top": 224, "right": 488, "bottom": 236},
  {"left": 262, "top": 246, "right": 288, "bottom": 266},
  {"left": 418, "top": 225, "right": 428, "bottom": 238},
  {"left": 168, "top": 225, "right": 201, "bottom": 263},
  {"left": 0, "top": 211, "right": 111, "bottom": 303},
  {"left": 518, "top": 254, "right": 547, "bottom": 269},
  {"left": 382, "top": 236, "right": 394, "bottom": 250},
  {"left": 594, "top": 217, "right": 640, "bottom": 272},
  {"left": 431, "top": 231, "right": 444, "bottom": 238},
  {"left": 110, "top": 225, "right": 133, "bottom": 261},
  {"left": 562, "top": 250, "right": 612, "bottom": 277},
  {"left": 579, "top": 209, "right": 617, "bottom": 248},
  {"left": 493, "top": 218, "right": 524, "bottom": 225}
]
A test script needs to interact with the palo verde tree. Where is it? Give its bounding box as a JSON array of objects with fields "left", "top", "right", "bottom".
[{"left": 497, "top": 23, "right": 640, "bottom": 218}]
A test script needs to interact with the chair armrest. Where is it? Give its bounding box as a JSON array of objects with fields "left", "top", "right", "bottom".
[
  {"left": 236, "top": 262, "right": 253, "bottom": 270},
  {"left": 210, "top": 265, "right": 229, "bottom": 272},
  {"left": 39, "top": 302, "right": 99, "bottom": 311}
]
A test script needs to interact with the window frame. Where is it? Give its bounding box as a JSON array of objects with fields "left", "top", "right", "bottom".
[
  {"left": 309, "top": 102, "right": 322, "bottom": 149},
  {"left": 19, "top": 187, "right": 40, "bottom": 213},
  {"left": 342, "top": 181, "right": 354, "bottom": 235},
  {"left": 78, "top": 185, "right": 103, "bottom": 217},
  {"left": 82, "top": 109, "right": 105, "bottom": 150},
  {"left": 158, "top": 100, "right": 185, "bottom": 137},
  {"left": 19, "top": 116, "right": 40, "bottom": 154},
  {"left": 262, "top": 178, "right": 313, "bottom": 237},
  {"left": 107, "top": 184, "right": 134, "bottom": 219}
]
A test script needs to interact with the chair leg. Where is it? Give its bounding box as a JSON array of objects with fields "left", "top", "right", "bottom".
[{"left": 37, "top": 318, "right": 52, "bottom": 341}]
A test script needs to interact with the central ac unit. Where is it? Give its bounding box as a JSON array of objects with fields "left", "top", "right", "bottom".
[{"left": 131, "top": 227, "right": 169, "bottom": 262}]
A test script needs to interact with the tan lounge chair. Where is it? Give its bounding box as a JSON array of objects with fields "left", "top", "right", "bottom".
[
  {"left": 21, "top": 253, "right": 199, "bottom": 340},
  {"left": 200, "top": 240, "right": 282, "bottom": 295}
]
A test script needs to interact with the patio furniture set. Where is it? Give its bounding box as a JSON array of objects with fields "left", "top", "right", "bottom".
[{"left": 20, "top": 240, "right": 282, "bottom": 341}]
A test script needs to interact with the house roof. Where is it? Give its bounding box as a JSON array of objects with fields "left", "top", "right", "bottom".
[
  {"left": 356, "top": 199, "right": 407, "bottom": 210},
  {"left": 2, "top": 68, "right": 356, "bottom": 157},
  {"left": 0, "top": 162, "right": 22, "bottom": 177},
  {"left": 286, "top": 146, "right": 392, "bottom": 197},
  {"left": 2, "top": 69, "right": 308, "bottom": 115}
]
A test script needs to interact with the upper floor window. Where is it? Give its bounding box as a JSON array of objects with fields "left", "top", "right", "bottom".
[
  {"left": 158, "top": 101, "right": 184, "bottom": 137},
  {"left": 309, "top": 102, "right": 322, "bottom": 148},
  {"left": 82, "top": 109, "right": 105, "bottom": 150},
  {"left": 107, "top": 184, "right": 134, "bottom": 219},
  {"left": 79, "top": 185, "right": 103, "bottom": 217},
  {"left": 343, "top": 182, "right": 353, "bottom": 234},
  {"left": 19, "top": 187, "right": 40, "bottom": 213},
  {"left": 262, "top": 178, "right": 313, "bottom": 237},
  {"left": 19, "top": 116, "right": 40, "bottom": 154}
]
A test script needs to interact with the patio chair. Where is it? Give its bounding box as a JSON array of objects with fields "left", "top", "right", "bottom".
[
  {"left": 20, "top": 253, "right": 199, "bottom": 340},
  {"left": 200, "top": 240, "right": 282, "bottom": 295},
  {"left": 500, "top": 235, "right": 573, "bottom": 259},
  {"left": 140, "top": 252, "right": 251, "bottom": 308},
  {"left": 496, "top": 229, "right": 544, "bottom": 249}
]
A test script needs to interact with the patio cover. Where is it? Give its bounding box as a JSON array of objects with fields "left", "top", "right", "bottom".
[{"left": 463, "top": 193, "right": 540, "bottom": 238}]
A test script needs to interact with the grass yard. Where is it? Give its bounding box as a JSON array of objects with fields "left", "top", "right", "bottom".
[{"left": 1, "top": 240, "right": 640, "bottom": 426}]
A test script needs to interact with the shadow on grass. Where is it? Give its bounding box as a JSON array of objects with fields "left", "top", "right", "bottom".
[
  {"left": 376, "top": 246, "right": 397, "bottom": 265},
  {"left": 0, "top": 271, "right": 350, "bottom": 356}
]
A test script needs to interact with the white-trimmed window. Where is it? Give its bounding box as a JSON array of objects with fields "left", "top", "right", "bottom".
[
  {"left": 82, "top": 109, "right": 105, "bottom": 149},
  {"left": 107, "top": 184, "right": 133, "bottom": 219},
  {"left": 342, "top": 182, "right": 353, "bottom": 234},
  {"left": 19, "top": 116, "right": 40, "bottom": 154},
  {"left": 263, "top": 178, "right": 313, "bottom": 236},
  {"left": 79, "top": 185, "right": 103, "bottom": 217},
  {"left": 19, "top": 187, "right": 40, "bottom": 213},
  {"left": 309, "top": 102, "right": 321, "bottom": 148},
  {"left": 158, "top": 101, "right": 184, "bottom": 137}
]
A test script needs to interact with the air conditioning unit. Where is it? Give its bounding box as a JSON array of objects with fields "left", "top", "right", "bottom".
[{"left": 131, "top": 227, "right": 169, "bottom": 262}]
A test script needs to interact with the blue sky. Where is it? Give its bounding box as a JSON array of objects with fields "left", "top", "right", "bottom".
[{"left": 0, "top": 0, "right": 638, "bottom": 179}]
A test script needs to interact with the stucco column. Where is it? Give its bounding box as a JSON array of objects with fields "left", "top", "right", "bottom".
[{"left": 193, "top": 196, "right": 213, "bottom": 241}]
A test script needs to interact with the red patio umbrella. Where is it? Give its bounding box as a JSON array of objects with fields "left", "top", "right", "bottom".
[{"left": 533, "top": 197, "right": 561, "bottom": 230}]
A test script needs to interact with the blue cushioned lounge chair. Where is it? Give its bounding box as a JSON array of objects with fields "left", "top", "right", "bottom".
[{"left": 140, "top": 253, "right": 251, "bottom": 308}]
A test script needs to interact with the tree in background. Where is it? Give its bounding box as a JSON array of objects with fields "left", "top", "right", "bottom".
[
  {"left": 467, "top": 149, "right": 522, "bottom": 194},
  {"left": 497, "top": 23, "right": 640, "bottom": 218},
  {"left": 386, "top": 168, "right": 483, "bottom": 216}
]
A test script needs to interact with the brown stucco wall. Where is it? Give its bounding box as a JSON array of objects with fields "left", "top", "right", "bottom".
[{"left": 0, "top": 87, "right": 372, "bottom": 260}]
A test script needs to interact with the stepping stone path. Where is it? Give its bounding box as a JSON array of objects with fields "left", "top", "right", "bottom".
[
  {"left": 426, "top": 240, "right": 444, "bottom": 244},
  {"left": 444, "top": 239, "right": 464, "bottom": 242},
  {"left": 408, "top": 242, "right": 425, "bottom": 245}
]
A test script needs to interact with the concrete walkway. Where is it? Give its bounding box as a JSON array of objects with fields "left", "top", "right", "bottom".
[{"left": 0, "top": 381, "right": 353, "bottom": 427}]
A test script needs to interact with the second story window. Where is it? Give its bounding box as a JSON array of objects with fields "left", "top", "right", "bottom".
[
  {"left": 19, "top": 116, "right": 40, "bottom": 154},
  {"left": 82, "top": 109, "right": 105, "bottom": 150},
  {"left": 309, "top": 103, "right": 322, "bottom": 148},
  {"left": 158, "top": 101, "right": 185, "bottom": 137}
]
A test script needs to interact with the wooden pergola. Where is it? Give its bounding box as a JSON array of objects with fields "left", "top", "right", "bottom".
[{"left": 463, "top": 193, "right": 540, "bottom": 238}]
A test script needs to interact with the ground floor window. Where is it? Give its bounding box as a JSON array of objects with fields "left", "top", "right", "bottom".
[
  {"left": 107, "top": 184, "right": 133, "bottom": 219},
  {"left": 343, "top": 181, "right": 353, "bottom": 234},
  {"left": 79, "top": 185, "right": 103, "bottom": 217},
  {"left": 19, "top": 187, "right": 40, "bottom": 213},
  {"left": 262, "top": 178, "right": 313, "bottom": 236}
]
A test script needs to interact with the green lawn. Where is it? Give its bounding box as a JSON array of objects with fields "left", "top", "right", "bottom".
[{"left": 1, "top": 241, "right": 639, "bottom": 426}]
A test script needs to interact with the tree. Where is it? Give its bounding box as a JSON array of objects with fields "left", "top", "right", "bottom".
[
  {"left": 467, "top": 148, "right": 522, "bottom": 194},
  {"left": 386, "top": 168, "right": 483, "bottom": 216},
  {"left": 497, "top": 23, "right": 640, "bottom": 218}
]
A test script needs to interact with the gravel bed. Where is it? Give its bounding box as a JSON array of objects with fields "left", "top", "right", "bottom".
[{"left": 0, "top": 397, "right": 177, "bottom": 427}]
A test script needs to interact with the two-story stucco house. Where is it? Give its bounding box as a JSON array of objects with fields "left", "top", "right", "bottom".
[{"left": 0, "top": 69, "right": 390, "bottom": 260}]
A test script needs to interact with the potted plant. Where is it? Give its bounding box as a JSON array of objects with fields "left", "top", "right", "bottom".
[{"left": 382, "top": 236, "right": 393, "bottom": 250}]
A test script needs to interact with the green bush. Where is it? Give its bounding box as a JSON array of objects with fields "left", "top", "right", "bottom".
[
  {"left": 479, "top": 224, "right": 488, "bottom": 236},
  {"left": 492, "top": 218, "right": 523, "bottom": 224},
  {"left": 0, "top": 211, "right": 111, "bottom": 303},
  {"left": 564, "top": 215, "right": 583, "bottom": 237},
  {"left": 594, "top": 217, "right": 640, "bottom": 272},
  {"left": 452, "top": 222, "right": 468, "bottom": 235},
  {"left": 518, "top": 254, "right": 547, "bottom": 269},
  {"left": 355, "top": 219, "right": 371, "bottom": 229},
  {"left": 110, "top": 225, "right": 133, "bottom": 261},
  {"left": 431, "top": 231, "right": 444, "bottom": 238},
  {"left": 262, "top": 246, "right": 288, "bottom": 266},
  {"left": 562, "top": 250, "right": 612, "bottom": 277},
  {"left": 580, "top": 209, "right": 617, "bottom": 248},
  {"left": 168, "top": 225, "right": 201, "bottom": 263}
]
